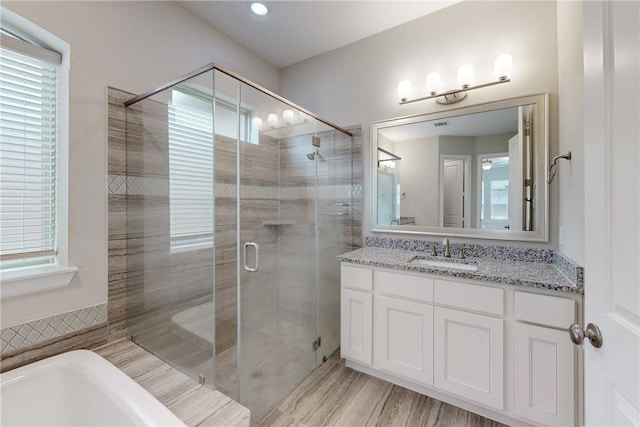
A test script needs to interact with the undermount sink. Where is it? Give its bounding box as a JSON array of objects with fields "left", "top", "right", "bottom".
[{"left": 408, "top": 257, "right": 479, "bottom": 271}]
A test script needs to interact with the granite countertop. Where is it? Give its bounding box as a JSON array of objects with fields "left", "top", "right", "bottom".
[{"left": 338, "top": 246, "right": 582, "bottom": 294}]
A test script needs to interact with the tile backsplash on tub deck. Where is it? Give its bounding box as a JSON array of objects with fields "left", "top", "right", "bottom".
[{"left": 1, "top": 304, "right": 107, "bottom": 356}]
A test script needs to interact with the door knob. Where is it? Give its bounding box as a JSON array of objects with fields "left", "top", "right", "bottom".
[{"left": 568, "top": 323, "right": 603, "bottom": 348}]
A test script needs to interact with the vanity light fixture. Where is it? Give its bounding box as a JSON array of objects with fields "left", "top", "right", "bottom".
[
  {"left": 250, "top": 1, "right": 269, "bottom": 16},
  {"left": 397, "top": 80, "right": 412, "bottom": 103},
  {"left": 282, "top": 109, "right": 294, "bottom": 125},
  {"left": 258, "top": 110, "right": 310, "bottom": 132},
  {"left": 398, "top": 54, "right": 512, "bottom": 105},
  {"left": 267, "top": 113, "right": 278, "bottom": 128},
  {"left": 251, "top": 117, "right": 263, "bottom": 131}
]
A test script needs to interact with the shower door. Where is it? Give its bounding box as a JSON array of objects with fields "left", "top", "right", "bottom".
[{"left": 232, "top": 77, "right": 319, "bottom": 421}]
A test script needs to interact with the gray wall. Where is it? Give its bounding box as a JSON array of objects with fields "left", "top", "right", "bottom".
[
  {"left": 280, "top": 1, "right": 562, "bottom": 249},
  {"left": 556, "top": 1, "right": 585, "bottom": 264},
  {"left": 1, "top": 1, "right": 280, "bottom": 329}
]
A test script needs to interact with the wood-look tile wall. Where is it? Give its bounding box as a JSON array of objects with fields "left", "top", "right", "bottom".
[
  {"left": 109, "top": 85, "right": 362, "bottom": 352},
  {"left": 1, "top": 86, "right": 361, "bottom": 375},
  {"left": 105, "top": 88, "right": 362, "bottom": 391}
]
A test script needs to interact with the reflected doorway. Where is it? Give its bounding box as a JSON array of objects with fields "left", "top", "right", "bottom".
[{"left": 439, "top": 155, "right": 471, "bottom": 228}]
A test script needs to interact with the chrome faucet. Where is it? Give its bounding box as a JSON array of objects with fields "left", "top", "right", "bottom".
[{"left": 443, "top": 238, "right": 451, "bottom": 258}]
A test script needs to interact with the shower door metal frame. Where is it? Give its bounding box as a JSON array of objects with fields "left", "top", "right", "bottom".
[
  {"left": 124, "top": 63, "right": 354, "bottom": 421},
  {"left": 124, "top": 63, "right": 353, "bottom": 138}
]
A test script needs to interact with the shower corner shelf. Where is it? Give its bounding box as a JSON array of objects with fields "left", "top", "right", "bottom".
[{"left": 262, "top": 220, "right": 296, "bottom": 226}]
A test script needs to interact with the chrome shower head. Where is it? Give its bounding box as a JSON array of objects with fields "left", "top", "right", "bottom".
[{"left": 306, "top": 150, "right": 319, "bottom": 160}]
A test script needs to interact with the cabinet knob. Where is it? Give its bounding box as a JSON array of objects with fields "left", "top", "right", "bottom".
[{"left": 568, "top": 323, "right": 603, "bottom": 348}]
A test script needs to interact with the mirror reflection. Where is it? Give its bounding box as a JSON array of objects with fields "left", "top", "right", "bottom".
[{"left": 372, "top": 94, "right": 548, "bottom": 241}]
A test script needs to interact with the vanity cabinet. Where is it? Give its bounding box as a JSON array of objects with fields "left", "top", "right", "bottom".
[
  {"left": 434, "top": 307, "right": 504, "bottom": 410},
  {"left": 513, "top": 292, "right": 577, "bottom": 426},
  {"left": 340, "top": 263, "right": 581, "bottom": 427},
  {"left": 373, "top": 270, "right": 434, "bottom": 385},
  {"left": 432, "top": 279, "right": 505, "bottom": 409},
  {"left": 340, "top": 265, "right": 373, "bottom": 365}
]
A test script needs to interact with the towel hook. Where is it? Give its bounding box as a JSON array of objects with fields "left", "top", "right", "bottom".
[{"left": 547, "top": 151, "right": 572, "bottom": 184}]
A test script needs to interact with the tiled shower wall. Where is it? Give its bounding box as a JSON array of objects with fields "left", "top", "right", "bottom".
[
  {"left": 106, "top": 87, "right": 362, "bottom": 389},
  {"left": 276, "top": 127, "right": 362, "bottom": 359},
  {"left": 0, "top": 86, "right": 361, "bottom": 374}
]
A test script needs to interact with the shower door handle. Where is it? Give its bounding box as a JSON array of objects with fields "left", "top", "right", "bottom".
[{"left": 243, "top": 242, "right": 259, "bottom": 272}]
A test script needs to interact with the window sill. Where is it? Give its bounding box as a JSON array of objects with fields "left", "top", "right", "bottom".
[
  {"left": 170, "top": 241, "right": 213, "bottom": 254},
  {"left": 0, "top": 265, "right": 78, "bottom": 299}
]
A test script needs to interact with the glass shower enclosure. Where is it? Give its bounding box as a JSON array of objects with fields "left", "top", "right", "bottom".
[{"left": 123, "top": 64, "right": 356, "bottom": 422}]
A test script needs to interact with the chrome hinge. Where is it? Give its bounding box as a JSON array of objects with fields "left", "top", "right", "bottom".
[{"left": 312, "top": 337, "right": 321, "bottom": 351}]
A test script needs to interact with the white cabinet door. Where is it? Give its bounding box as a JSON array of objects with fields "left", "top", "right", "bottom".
[
  {"left": 434, "top": 307, "right": 504, "bottom": 410},
  {"left": 341, "top": 288, "right": 372, "bottom": 364},
  {"left": 374, "top": 295, "right": 434, "bottom": 385},
  {"left": 514, "top": 322, "right": 575, "bottom": 426}
]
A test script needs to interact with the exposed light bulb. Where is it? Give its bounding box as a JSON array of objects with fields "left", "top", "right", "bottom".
[
  {"left": 457, "top": 64, "right": 474, "bottom": 89},
  {"left": 282, "top": 109, "right": 294, "bottom": 125},
  {"left": 425, "top": 72, "right": 442, "bottom": 96},
  {"left": 494, "top": 54, "right": 513, "bottom": 81},
  {"left": 482, "top": 159, "right": 493, "bottom": 171},
  {"left": 398, "top": 80, "right": 412, "bottom": 102},
  {"left": 252, "top": 117, "right": 263, "bottom": 131},
  {"left": 267, "top": 113, "right": 278, "bottom": 128}
]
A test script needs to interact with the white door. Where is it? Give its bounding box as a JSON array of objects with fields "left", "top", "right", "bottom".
[
  {"left": 583, "top": 1, "right": 640, "bottom": 425},
  {"left": 442, "top": 159, "right": 465, "bottom": 227}
]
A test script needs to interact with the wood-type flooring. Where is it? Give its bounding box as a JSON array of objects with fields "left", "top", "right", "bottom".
[{"left": 258, "top": 351, "right": 506, "bottom": 427}]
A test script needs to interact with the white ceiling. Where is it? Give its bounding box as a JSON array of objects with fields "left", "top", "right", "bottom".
[{"left": 178, "top": 1, "right": 459, "bottom": 68}]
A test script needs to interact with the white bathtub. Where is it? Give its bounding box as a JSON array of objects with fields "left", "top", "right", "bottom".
[{"left": 0, "top": 350, "right": 185, "bottom": 426}]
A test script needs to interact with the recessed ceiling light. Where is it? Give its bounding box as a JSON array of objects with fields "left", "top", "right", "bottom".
[{"left": 250, "top": 2, "right": 269, "bottom": 16}]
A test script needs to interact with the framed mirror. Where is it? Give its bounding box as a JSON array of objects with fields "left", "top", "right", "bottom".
[{"left": 371, "top": 93, "right": 548, "bottom": 242}]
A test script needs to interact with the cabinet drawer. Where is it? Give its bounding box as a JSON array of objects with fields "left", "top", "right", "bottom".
[
  {"left": 515, "top": 292, "right": 576, "bottom": 328},
  {"left": 341, "top": 264, "right": 373, "bottom": 291},
  {"left": 375, "top": 270, "right": 434, "bottom": 302},
  {"left": 434, "top": 279, "right": 504, "bottom": 315}
]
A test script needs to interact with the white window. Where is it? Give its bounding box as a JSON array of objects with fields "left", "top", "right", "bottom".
[
  {"left": 0, "top": 8, "right": 75, "bottom": 298},
  {"left": 169, "top": 91, "right": 214, "bottom": 251},
  {"left": 168, "top": 89, "right": 256, "bottom": 251}
]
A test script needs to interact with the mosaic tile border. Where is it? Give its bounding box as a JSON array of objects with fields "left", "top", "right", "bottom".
[
  {"left": 108, "top": 174, "right": 168, "bottom": 196},
  {"left": 1, "top": 303, "right": 107, "bottom": 356},
  {"left": 108, "top": 174, "right": 362, "bottom": 201}
]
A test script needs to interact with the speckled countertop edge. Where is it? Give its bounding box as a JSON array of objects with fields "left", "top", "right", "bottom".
[{"left": 338, "top": 246, "right": 583, "bottom": 294}]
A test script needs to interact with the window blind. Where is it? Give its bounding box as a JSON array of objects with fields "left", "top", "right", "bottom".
[
  {"left": 168, "top": 100, "right": 214, "bottom": 249},
  {"left": 0, "top": 45, "right": 58, "bottom": 264}
]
